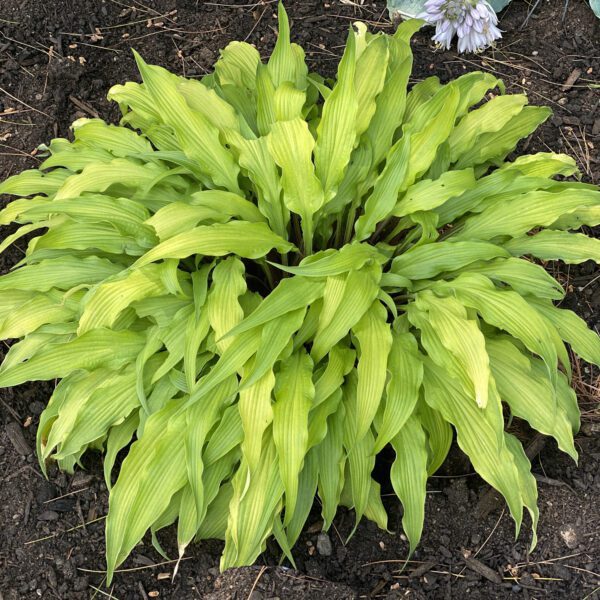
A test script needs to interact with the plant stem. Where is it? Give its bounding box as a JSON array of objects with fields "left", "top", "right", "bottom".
[
  {"left": 302, "top": 216, "right": 313, "bottom": 256},
  {"left": 343, "top": 205, "right": 356, "bottom": 245},
  {"left": 260, "top": 261, "right": 275, "bottom": 291}
]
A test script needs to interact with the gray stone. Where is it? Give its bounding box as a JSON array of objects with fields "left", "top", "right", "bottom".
[{"left": 316, "top": 532, "right": 333, "bottom": 556}]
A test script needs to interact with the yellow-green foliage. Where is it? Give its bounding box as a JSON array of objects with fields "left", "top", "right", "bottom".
[{"left": 0, "top": 5, "right": 599, "bottom": 582}]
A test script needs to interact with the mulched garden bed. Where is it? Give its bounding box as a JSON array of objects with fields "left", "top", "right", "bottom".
[{"left": 0, "top": 1, "right": 598, "bottom": 598}]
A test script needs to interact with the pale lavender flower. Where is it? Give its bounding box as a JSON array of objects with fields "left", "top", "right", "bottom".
[{"left": 419, "top": 0, "right": 502, "bottom": 53}]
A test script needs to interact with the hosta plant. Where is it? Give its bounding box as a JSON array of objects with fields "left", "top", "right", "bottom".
[{"left": 1, "top": 4, "right": 600, "bottom": 582}]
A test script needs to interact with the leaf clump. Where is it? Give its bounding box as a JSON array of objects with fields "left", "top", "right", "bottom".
[{"left": 1, "top": 4, "right": 599, "bottom": 582}]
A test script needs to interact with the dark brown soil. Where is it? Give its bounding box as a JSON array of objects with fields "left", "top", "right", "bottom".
[{"left": 0, "top": 1, "right": 599, "bottom": 599}]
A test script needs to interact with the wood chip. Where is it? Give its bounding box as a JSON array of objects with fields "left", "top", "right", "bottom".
[
  {"left": 562, "top": 68, "right": 582, "bottom": 92},
  {"left": 5, "top": 421, "right": 32, "bottom": 455},
  {"left": 410, "top": 561, "right": 436, "bottom": 578},
  {"left": 463, "top": 556, "right": 502, "bottom": 584},
  {"left": 68, "top": 96, "right": 99, "bottom": 118}
]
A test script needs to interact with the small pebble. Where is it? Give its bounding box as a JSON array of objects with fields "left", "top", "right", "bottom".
[
  {"left": 316, "top": 532, "right": 333, "bottom": 556},
  {"left": 559, "top": 524, "right": 579, "bottom": 549},
  {"left": 37, "top": 510, "right": 59, "bottom": 521}
]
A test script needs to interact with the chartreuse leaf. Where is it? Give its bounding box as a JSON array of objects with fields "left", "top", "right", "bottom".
[
  {"left": 147, "top": 190, "right": 266, "bottom": 241},
  {"left": 182, "top": 376, "right": 238, "bottom": 554},
  {"left": 41, "top": 369, "right": 114, "bottom": 461},
  {"left": 405, "top": 84, "right": 460, "bottom": 183},
  {"left": 78, "top": 265, "right": 167, "bottom": 334},
  {"left": 312, "top": 264, "right": 381, "bottom": 362},
  {"left": 195, "top": 450, "right": 239, "bottom": 541},
  {"left": 0, "top": 221, "right": 54, "bottom": 256},
  {"left": 355, "top": 135, "right": 411, "bottom": 241},
  {"left": 314, "top": 28, "right": 358, "bottom": 201},
  {"left": 460, "top": 257, "right": 564, "bottom": 300},
  {"left": 106, "top": 400, "right": 188, "bottom": 583},
  {"left": 424, "top": 360, "right": 536, "bottom": 543},
  {"left": 487, "top": 337, "right": 577, "bottom": 459},
  {"left": 146, "top": 203, "right": 224, "bottom": 241},
  {"left": 182, "top": 327, "right": 260, "bottom": 408},
  {"left": 390, "top": 241, "right": 508, "bottom": 282},
  {"left": 448, "top": 95, "right": 528, "bottom": 163},
  {"left": 504, "top": 230, "right": 600, "bottom": 264},
  {"left": 365, "top": 30, "right": 414, "bottom": 167},
  {"left": 149, "top": 305, "right": 194, "bottom": 385},
  {"left": 104, "top": 412, "right": 139, "bottom": 490},
  {"left": 133, "top": 52, "right": 240, "bottom": 192},
  {"left": 268, "top": 2, "right": 306, "bottom": 89},
  {"left": 341, "top": 370, "right": 374, "bottom": 527},
  {"left": 432, "top": 273, "right": 558, "bottom": 385},
  {"left": 313, "top": 345, "right": 355, "bottom": 406},
  {"left": 403, "top": 76, "right": 439, "bottom": 131},
  {"left": 374, "top": 330, "right": 422, "bottom": 453},
  {"left": 196, "top": 482, "right": 234, "bottom": 542},
  {"left": 504, "top": 152, "right": 578, "bottom": 178},
  {"left": 239, "top": 363, "right": 275, "bottom": 473},
  {"left": 222, "top": 437, "right": 283, "bottom": 569},
  {"left": 504, "top": 433, "right": 539, "bottom": 552},
  {"left": 308, "top": 388, "right": 343, "bottom": 451},
  {"left": 317, "top": 401, "right": 346, "bottom": 530},
  {"left": 394, "top": 168, "right": 476, "bottom": 216},
  {"left": 190, "top": 191, "right": 265, "bottom": 224},
  {"left": 527, "top": 298, "right": 600, "bottom": 367},
  {"left": 227, "top": 133, "right": 287, "bottom": 238},
  {"left": 215, "top": 40, "right": 260, "bottom": 90},
  {"left": 434, "top": 168, "right": 519, "bottom": 226},
  {"left": 207, "top": 257, "right": 246, "bottom": 353},
  {"left": 224, "top": 276, "right": 324, "bottom": 338},
  {"left": 416, "top": 292, "right": 491, "bottom": 408},
  {"left": 0, "top": 290, "right": 35, "bottom": 321},
  {"left": 0, "top": 329, "right": 144, "bottom": 387},
  {"left": 352, "top": 301, "right": 392, "bottom": 442},
  {"left": 354, "top": 34, "right": 389, "bottom": 137},
  {"left": 270, "top": 242, "right": 387, "bottom": 277},
  {"left": 390, "top": 414, "right": 428, "bottom": 554},
  {"left": 272, "top": 349, "right": 314, "bottom": 524},
  {"left": 0, "top": 168, "right": 70, "bottom": 197},
  {"left": 418, "top": 400, "right": 453, "bottom": 476},
  {"left": 453, "top": 189, "right": 600, "bottom": 241},
  {"left": 54, "top": 159, "right": 169, "bottom": 201},
  {"left": 133, "top": 221, "right": 294, "bottom": 267},
  {"left": 455, "top": 105, "right": 552, "bottom": 168},
  {"left": 177, "top": 78, "right": 241, "bottom": 134},
  {"left": 242, "top": 307, "right": 306, "bottom": 389},
  {"left": 54, "top": 369, "right": 140, "bottom": 460},
  {"left": 0, "top": 196, "right": 51, "bottom": 226},
  {"left": 533, "top": 356, "right": 580, "bottom": 435},
  {"left": 268, "top": 118, "right": 324, "bottom": 251},
  {"left": 0, "top": 291, "right": 79, "bottom": 339},
  {"left": 0, "top": 327, "right": 72, "bottom": 376},
  {"left": 281, "top": 447, "right": 319, "bottom": 552},
  {"left": 71, "top": 117, "right": 153, "bottom": 156},
  {"left": 21, "top": 196, "right": 154, "bottom": 243},
  {"left": 182, "top": 266, "right": 211, "bottom": 391},
  {"left": 31, "top": 220, "right": 144, "bottom": 256},
  {"left": 0, "top": 256, "right": 122, "bottom": 292},
  {"left": 256, "top": 64, "right": 277, "bottom": 136},
  {"left": 552, "top": 206, "right": 600, "bottom": 230}
]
